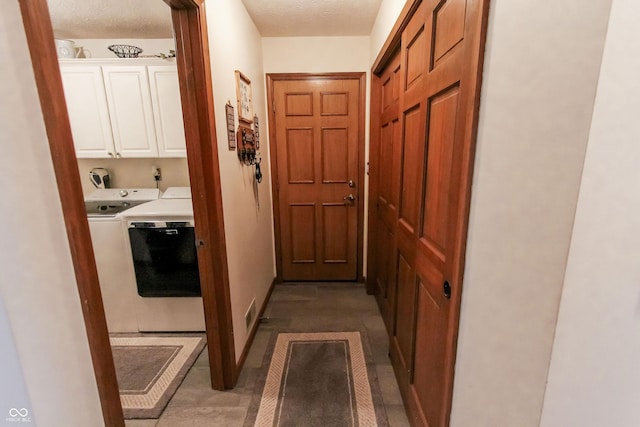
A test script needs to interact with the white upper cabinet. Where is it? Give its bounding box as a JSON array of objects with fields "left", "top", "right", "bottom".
[
  {"left": 148, "top": 65, "right": 187, "bottom": 157},
  {"left": 59, "top": 59, "right": 186, "bottom": 159},
  {"left": 60, "top": 65, "right": 115, "bottom": 158},
  {"left": 102, "top": 65, "right": 158, "bottom": 158}
]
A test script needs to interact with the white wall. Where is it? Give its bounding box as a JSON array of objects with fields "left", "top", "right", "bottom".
[
  {"left": 0, "top": 2, "right": 103, "bottom": 425},
  {"left": 369, "top": 0, "right": 405, "bottom": 62},
  {"left": 0, "top": 301, "right": 33, "bottom": 424},
  {"left": 450, "top": 0, "right": 612, "bottom": 426},
  {"left": 206, "top": 0, "right": 276, "bottom": 362},
  {"left": 540, "top": 0, "right": 640, "bottom": 425}
]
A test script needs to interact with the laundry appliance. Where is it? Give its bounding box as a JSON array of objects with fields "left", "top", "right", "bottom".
[
  {"left": 84, "top": 188, "right": 161, "bottom": 332},
  {"left": 121, "top": 187, "right": 205, "bottom": 332}
]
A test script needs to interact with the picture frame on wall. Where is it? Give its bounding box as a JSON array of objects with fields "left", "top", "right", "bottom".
[
  {"left": 235, "top": 70, "right": 253, "bottom": 124},
  {"left": 225, "top": 102, "right": 236, "bottom": 150}
]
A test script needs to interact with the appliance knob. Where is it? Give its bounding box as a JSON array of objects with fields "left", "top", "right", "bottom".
[{"left": 119, "top": 190, "right": 129, "bottom": 198}]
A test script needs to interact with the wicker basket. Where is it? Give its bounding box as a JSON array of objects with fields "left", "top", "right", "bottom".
[{"left": 107, "top": 44, "right": 143, "bottom": 58}]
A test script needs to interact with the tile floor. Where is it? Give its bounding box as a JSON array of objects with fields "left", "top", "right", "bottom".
[{"left": 125, "top": 283, "right": 410, "bottom": 426}]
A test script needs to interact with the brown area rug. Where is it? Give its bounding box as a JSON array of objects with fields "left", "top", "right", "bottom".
[
  {"left": 110, "top": 335, "right": 205, "bottom": 419},
  {"left": 246, "top": 331, "right": 389, "bottom": 427}
]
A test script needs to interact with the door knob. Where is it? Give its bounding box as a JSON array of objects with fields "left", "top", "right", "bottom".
[
  {"left": 343, "top": 194, "right": 356, "bottom": 203},
  {"left": 443, "top": 280, "right": 451, "bottom": 299},
  {"left": 348, "top": 180, "right": 356, "bottom": 188}
]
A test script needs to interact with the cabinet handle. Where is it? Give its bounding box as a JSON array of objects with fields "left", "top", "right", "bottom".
[
  {"left": 108, "top": 152, "right": 114, "bottom": 158},
  {"left": 115, "top": 152, "right": 121, "bottom": 159}
]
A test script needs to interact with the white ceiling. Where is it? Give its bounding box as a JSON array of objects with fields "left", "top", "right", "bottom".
[
  {"left": 48, "top": 0, "right": 383, "bottom": 39},
  {"left": 241, "top": 0, "right": 383, "bottom": 37},
  {"left": 48, "top": 0, "right": 174, "bottom": 39}
]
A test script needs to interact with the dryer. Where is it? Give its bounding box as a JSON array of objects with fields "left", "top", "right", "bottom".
[{"left": 121, "top": 187, "right": 205, "bottom": 332}]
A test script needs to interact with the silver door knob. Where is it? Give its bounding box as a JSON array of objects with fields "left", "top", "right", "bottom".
[{"left": 343, "top": 194, "right": 356, "bottom": 203}]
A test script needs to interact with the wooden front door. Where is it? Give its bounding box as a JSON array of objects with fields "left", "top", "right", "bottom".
[
  {"left": 268, "top": 74, "right": 365, "bottom": 281},
  {"left": 368, "top": 0, "right": 489, "bottom": 425}
]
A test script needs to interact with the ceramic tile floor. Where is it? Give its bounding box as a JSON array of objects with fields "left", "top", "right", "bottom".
[{"left": 125, "top": 283, "right": 410, "bottom": 426}]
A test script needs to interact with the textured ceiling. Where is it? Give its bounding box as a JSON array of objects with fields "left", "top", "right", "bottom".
[
  {"left": 48, "top": 0, "right": 173, "bottom": 39},
  {"left": 48, "top": 0, "right": 383, "bottom": 39},
  {"left": 242, "top": 0, "right": 383, "bottom": 36}
]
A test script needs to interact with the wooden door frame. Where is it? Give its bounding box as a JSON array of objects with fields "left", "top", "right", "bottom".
[
  {"left": 266, "top": 73, "right": 367, "bottom": 284},
  {"left": 18, "top": 0, "right": 236, "bottom": 425},
  {"left": 367, "top": 0, "right": 490, "bottom": 424}
]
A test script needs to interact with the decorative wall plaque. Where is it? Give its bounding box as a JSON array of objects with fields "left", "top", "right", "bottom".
[
  {"left": 254, "top": 114, "right": 260, "bottom": 149},
  {"left": 225, "top": 102, "right": 236, "bottom": 149},
  {"left": 235, "top": 70, "right": 253, "bottom": 124}
]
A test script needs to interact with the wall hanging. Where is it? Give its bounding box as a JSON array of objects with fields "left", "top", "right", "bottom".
[{"left": 226, "top": 101, "right": 236, "bottom": 150}]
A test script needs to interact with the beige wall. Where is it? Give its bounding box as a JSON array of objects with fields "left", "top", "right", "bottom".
[
  {"left": 262, "top": 36, "right": 370, "bottom": 73},
  {"left": 0, "top": 2, "right": 103, "bottom": 425},
  {"left": 369, "top": 0, "right": 405, "bottom": 62},
  {"left": 450, "top": 0, "right": 612, "bottom": 426},
  {"left": 77, "top": 157, "right": 190, "bottom": 196},
  {"left": 541, "top": 0, "right": 640, "bottom": 424},
  {"left": 206, "top": 0, "right": 276, "bottom": 362}
]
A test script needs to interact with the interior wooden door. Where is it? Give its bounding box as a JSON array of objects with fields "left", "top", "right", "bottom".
[
  {"left": 368, "top": 0, "right": 489, "bottom": 425},
  {"left": 370, "top": 50, "right": 402, "bottom": 332},
  {"left": 270, "top": 75, "right": 363, "bottom": 281}
]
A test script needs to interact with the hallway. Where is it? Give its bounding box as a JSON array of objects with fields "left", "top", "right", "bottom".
[{"left": 126, "top": 283, "right": 409, "bottom": 426}]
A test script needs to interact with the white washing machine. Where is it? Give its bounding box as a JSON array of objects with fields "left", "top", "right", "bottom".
[
  {"left": 85, "top": 188, "right": 161, "bottom": 333},
  {"left": 121, "top": 187, "right": 205, "bottom": 332}
]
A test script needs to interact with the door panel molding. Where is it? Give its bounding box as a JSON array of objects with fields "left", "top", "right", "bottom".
[{"left": 368, "top": 0, "right": 490, "bottom": 425}]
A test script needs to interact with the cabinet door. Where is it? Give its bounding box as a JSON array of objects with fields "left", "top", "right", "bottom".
[
  {"left": 148, "top": 65, "right": 187, "bottom": 157},
  {"left": 102, "top": 65, "right": 158, "bottom": 158},
  {"left": 60, "top": 65, "right": 115, "bottom": 158}
]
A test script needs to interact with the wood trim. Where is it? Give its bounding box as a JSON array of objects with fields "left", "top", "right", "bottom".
[
  {"left": 372, "top": 0, "right": 422, "bottom": 75},
  {"left": 165, "top": 0, "right": 237, "bottom": 389},
  {"left": 235, "top": 277, "right": 277, "bottom": 372},
  {"left": 365, "top": 70, "right": 382, "bottom": 295},
  {"left": 356, "top": 72, "right": 367, "bottom": 284},
  {"left": 17, "top": 1, "right": 124, "bottom": 425},
  {"left": 266, "top": 72, "right": 367, "bottom": 282},
  {"left": 20, "top": 0, "right": 237, "bottom": 423},
  {"left": 265, "top": 74, "right": 284, "bottom": 284}
]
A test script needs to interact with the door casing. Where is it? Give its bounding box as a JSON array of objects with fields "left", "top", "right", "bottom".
[
  {"left": 267, "top": 73, "right": 367, "bottom": 283},
  {"left": 18, "top": 1, "right": 237, "bottom": 425}
]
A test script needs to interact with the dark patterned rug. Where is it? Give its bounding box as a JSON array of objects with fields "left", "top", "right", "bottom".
[
  {"left": 110, "top": 335, "right": 205, "bottom": 419},
  {"left": 245, "top": 331, "right": 389, "bottom": 426}
]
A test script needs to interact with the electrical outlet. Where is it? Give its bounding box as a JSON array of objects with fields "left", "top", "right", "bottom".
[
  {"left": 152, "top": 166, "right": 161, "bottom": 181},
  {"left": 245, "top": 298, "right": 256, "bottom": 330}
]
